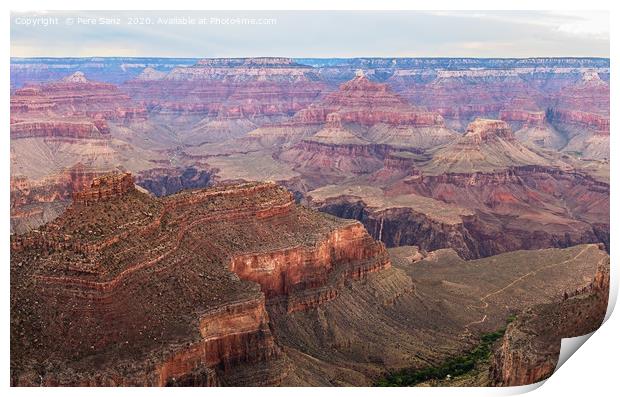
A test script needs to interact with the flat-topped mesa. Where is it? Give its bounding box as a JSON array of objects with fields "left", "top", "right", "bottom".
[
  {"left": 196, "top": 57, "right": 302, "bottom": 68},
  {"left": 163, "top": 58, "right": 318, "bottom": 82},
  {"left": 72, "top": 172, "right": 135, "bottom": 205},
  {"left": 464, "top": 118, "right": 515, "bottom": 143}
]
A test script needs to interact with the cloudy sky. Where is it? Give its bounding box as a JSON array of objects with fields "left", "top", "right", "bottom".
[{"left": 11, "top": 10, "right": 609, "bottom": 58}]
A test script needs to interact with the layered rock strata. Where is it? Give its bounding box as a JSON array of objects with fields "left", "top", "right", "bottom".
[
  {"left": 11, "top": 71, "right": 146, "bottom": 140},
  {"left": 10, "top": 176, "right": 388, "bottom": 385},
  {"left": 490, "top": 254, "right": 610, "bottom": 386},
  {"left": 306, "top": 119, "right": 609, "bottom": 258}
]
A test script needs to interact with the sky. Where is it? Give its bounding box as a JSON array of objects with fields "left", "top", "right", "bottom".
[{"left": 10, "top": 10, "right": 610, "bottom": 58}]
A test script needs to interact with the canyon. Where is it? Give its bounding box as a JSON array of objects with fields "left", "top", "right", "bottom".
[
  {"left": 306, "top": 118, "right": 609, "bottom": 259},
  {"left": 10, "top": 174, "right": 609, "bottom": 386},
  {"left": 10, "top": 71, "right": 216, "bottom": 234},
  {"left": 10, "top": 56, "right": 610, "bottom": 387},
  {"left": 11, "top": 57, "right": 609, "bottom": 237}
]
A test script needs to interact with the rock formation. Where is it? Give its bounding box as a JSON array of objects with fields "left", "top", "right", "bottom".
[
  {"left": 490, "top": 252, "right": 610, "bottom": 386},
  {"left": 72, "top": 172, "right": 135, "bottom": 204},
  {"left": 277, "top": 74, "right": 456, "bottom": 176},
  {"left": 9, "top": 72, "right": 215, "bottom": 233},
  {"left": 11, "top": 174, "right": 609, "bottom": 386},
  {"left": 424, "top": 118, "right": 552, "bottom": 174},
  {"left": 307, "top": 119, "right": 608, "bottom": 258},
  {"left": 122, "top": 58, "right": 328, "bottom": 146},
  {"left": 9, "top": 56, "right": 610, "bottom": 388},
  {"left": 10, "top": 177, "right": 388, "bottom": 385},
  {"left": 11, "top": 71, "right": 147, "bottom": 139},
  {"left": 500, "top": 110, "right": 567, "bottom": 150}
]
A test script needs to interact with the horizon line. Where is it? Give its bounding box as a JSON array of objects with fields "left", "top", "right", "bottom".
[{"left": 10, "top": 56, "right": 612, "bottom": 60}]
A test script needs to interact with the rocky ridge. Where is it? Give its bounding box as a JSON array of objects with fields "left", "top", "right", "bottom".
[{"left": 10, "top": 175, "right": 388, "bottom": 385}]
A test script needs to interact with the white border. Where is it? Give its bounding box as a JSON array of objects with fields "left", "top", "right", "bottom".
[{"left": 3, "top": 1, "right": 616, "bottom": 396}]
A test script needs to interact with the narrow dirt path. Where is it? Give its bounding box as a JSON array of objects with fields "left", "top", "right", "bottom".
[{"left": 463, "top": 245, "right": 592, "bottom": 331}]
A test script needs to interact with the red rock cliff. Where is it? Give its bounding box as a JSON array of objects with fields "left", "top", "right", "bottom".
[{"left": 10, "top": 179, "right": 390, "bottom": 385}]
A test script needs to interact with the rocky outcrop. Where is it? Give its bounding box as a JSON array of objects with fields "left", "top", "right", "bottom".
[
  {"left": 72, "top": 172, "right": 135, "bottom": 205},
  {"left": 500, "top": 110, "right": 546, "bottom": 128},
  {"left": 277, "top": 75, "right": 455, "bottom": 175},
  {"left": 302, "top": 117, "right": 609, "bottom": 260},
  {"left": 397, "top": 164, "right": 609, "bottom": 255},
  {"left": 318, "top": 200, "right": 480, "bottom": 258},
  {"left": 10, "top": 71, "right": 146, "bottom": 147},
  {"left": 314, "top": 190, "right": 608, "bottom": 260},
  {"left": 548, "top": 109, "right": 609, "bottom": 135},
  {"left": 158, "top": 297, "right": 282, "bottom": 386},
  {"left": 425, "top": 118, "right": 552, "bottom": 174},
  {"left": 499, "top": 110, "right": 567, "bottom": 150},
  {"left": 295, "top": 74, "right": 445, "bottom": 127},
  {"left": 490, "top": 254, "right": 610, "bottom": 386},
  {"left": 230, "top": 222, "right": 390, "bottom": 303},
  {"left": 10, "top": 119, "right": 110, "bottom": 139},
  {"left": 10, "top": 179, "right": 388, "bottom": 386},
  {"left": 272, "top": 243, "right": 609, "bottom": 386}
]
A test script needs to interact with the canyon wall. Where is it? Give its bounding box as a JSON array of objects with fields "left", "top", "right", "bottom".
[
  {"left": 10, "top": 177, "right": 389, "bottom": 386},
  {"left": 490, "top": 256, "right": 610, "bottom": 386}
]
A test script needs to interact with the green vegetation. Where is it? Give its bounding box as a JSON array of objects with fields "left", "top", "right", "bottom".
[{"left": 375, "top": 316, "right": 517, "bottom": 387}]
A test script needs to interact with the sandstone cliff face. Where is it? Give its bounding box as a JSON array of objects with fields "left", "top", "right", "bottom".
[
  {"left": 317, "top": 200, "right": 480, "bottom": 259},
  {"left": 549, "top": 109, "right": 609, "bottom": 135},
  {"left": 499, "top": 110, "right": 567, "bottom": 150},
  {"left": 279, "top": 140, "right": 385, "bottom": 175},
  {"left": 230, "top": 222, "right": 390, "bottom": 303},
  {"left": 270, "top": 243, "right": 609, "bottom": 386},
  {"left": 10, "top": 119, "right": 110, "bottom": 140},
  {"left": 490, "top": 255, "right": 610, "bottom": 386},
  {"left": 10, "top": 177, "right": 388, "bottom": 386},
  {"left": 72, "top": 172, "right": 134, "bottom": 205},
  {"left": 396, "top": 168, "right": 607, "bottom": 255},
  {"left": 158, "top": 297, "right": 282, "bottom": 386}
]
